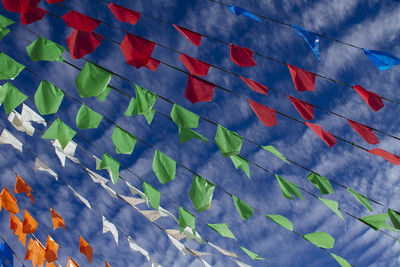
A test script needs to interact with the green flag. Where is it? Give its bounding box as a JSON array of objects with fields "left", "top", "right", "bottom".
[
  {"left": 75, "top": 62, "right": 112, "bottom": 98},
  {"left": 42, "top": 118, "right": 76, "bottom": 149},
  {"left": 178, "top": 127, "right": 208, "bottom": 144},
  {"left": 207, "top": 223, "right": 236, "bottom": 239},
  {"left": 0, "top": 82, "right": 27, "bottom": 114},
  {"left": 275, "top": 174, "right": 303, "bottom": 200},
  {"left": 307, "top": 172, "right": 334, "bottom": 195},
  {"left": 0, "top": 15, "right": 14, "bottom": 27},
  {"left": 0, "top": 27, "right": 10, "bottom": 41},
  {"left": 232, "top": 195, "right": 253, "bottom": 220},
  {"left": 111, "top": 126, "right": 137, "bottom": 155},
  {"left": 75, "top": 104, "right": 103, "bottom": 130},
  {"left": 125, "top": 97, "right": 156, "bottom": 125},
  {"left": 215, "top": 124, "right": 242, "bottom": 157},
  {"left": 303, "top": 232, "right": 335, "bottom": 249},
  {"left": 266, "top": 214, "right": 293, "bottom": 231},
  {"left": 347, "top": 188, "right": 373, "bottom": 211},
  {"left": 97, "top": 153, "right": 120, "bottom": 184},
  {"left": 189, "top": 175, "right": 215, "bottom": 212},
  {"left": 134, "top": 84, "right": 157, "bottom": 114},
  {"left": 330, "top": 253, "right": 351, "bottom": 267},
  {"left": 262, "top": 145, "right": 289, "bottom": 164},
  {"left": 388, "top": 209, "right": 400, "bottom": 230},
  {"left": 143, "top": 181, "right": 160, "bottom": 210},
  {"left": 230, "top": 155, "right": 250, "bottom": 178},
  {"left": 170, "top": 104, "right": 199, "bottom": 129},
  {"left": 319, "top": 198, "right": 344, "bottom": 219},
  {"left": 97, "top": 85, "right": 111, "bottom": 102},
  {"left": 359, "top": 213, "right": 397, "bottom": 232},
  {"left": 26, "top": 36, "right": 65, "bottom": 62},
  {"left": 34, "top": 80, "right": 64, "bottom": 115},
  {"left": 152, "top": 150, "right": 176, "bottom": 184},
  {"left": 179, "top": 207, "right": 195, "bottom": 234},
  {"left": 240, "top": 246, "right": 264, "bottom": 260},
  {"left": 0, "top": 53, "right": 25, "bottom": 80}
]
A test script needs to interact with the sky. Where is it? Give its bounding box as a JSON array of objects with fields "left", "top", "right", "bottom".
[{"left": 0, "top": 0, "right": 400, "bottom": 266}]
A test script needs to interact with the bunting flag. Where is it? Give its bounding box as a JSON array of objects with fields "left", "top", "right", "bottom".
[
  {"left": 173, "top": 24, "right": 201, "bottom": 46},
  {"left": 102, "top": 183, "right": 118, "bottom": 199},
  {"left": 232, "top": 195, "right": 253, "bottom": 220},
  {"left": 67, "top": 257, "right": 80, "bottom": 267},
  {"left": 34, "top": 157, "right": 58, "bottom": 180},
  {"left": 105, "top": 261, "right": 111, "bottom": 267},
  {"left": 53, "top": 140, "right": 80, "bottom": 167},
  {"left": 0, "top": 52, "right": 25, "bottom": 80},
  {"left": 215, "top": 125, "right": 242, "bottom": 156},
  {"left": 330, "top": 253, "right": 351, "bottom": 267},
  {"left": 2, "top": 0, "right": 40, "bottom": 13},
  {"left": 303, "top": 232, "right": 335, "bottom": 249},
  {"left": 26, "top": 36, "right": 65, "bottom": 62},
  {"left": 347, "top": 119, "right": 379, "bottom": 145},
  {"left": 179, "top": 53, "right": 210, "bottom": 77},
  {"left": 98, "top": 85, "right": 111, "bottom": 102},
  {"left": 0, "top": 26, "right": 10, "bottom": 41},
  {"left": 208, "top": 242, "right": 238, "bottom": 257},
  {"left": 0, "top": 187, "right": 19, "bottom": 214},
  {"left": 291, "top": 24, "right": 320, "bottom": 61},
  {"left": 14, "top": 174, "right": 34, "bottom": 203},
  {"left": 275, "top": 174, "right": 303, "bottom": 200},
  {"left": 0, "top": 129, "right": 23, "bottom": 152},
  {"left": 120, "top": 33, "right": 156, "bottom": 69},
  {"left": 179, "top": 207, "right": 195, "bottom": 234},
  {"left": 184, "top": 75, "right": 215, "bottom": 104},
  {"left": 388, "top": 209, "right": 400, "bottom": 230},
  {"left": 288, "top": 96, "right": 314, "bottom": 121},
  {"left": 305, "top": 122, "right": 337, "bottom": 147},
  {"left": 75, "top": 62, "right": 112, "bottom": 98},
  {"left": 189, "top": 175, "right": 215, "bottom": 212},
  {"left": 124, "top": 97, "right": 156, "bottom": 125},
  {"left": 266, "top": 214, "right": 293, "bottom": 231},
  {"left": 143, "top": 181, "right": 160, "bottom": 210},
  {"left": 248, "top": 99, "right": 277, "bottom": 127},
  {"left": 207, "top": 223, "right": 236, "bottom": 239},
  {"left": 127, "top": 237, "right": 150, "bottom": 262},
  {"left": 45, "top": 235, "right": 59, "bottom": 263},
  {"left": 319, "top": 198, "right": 344, "bottom": 220},
  {"left": 96, "top": 153, "right": 120, "bottom": 184},
  {"left": 359, "top": 213, "right": 397, "bottom": 232},
  {"left": 352, "top": 85, "right": 384, "bottom": 112},
  {"left": 240, "top": 76, "right": 268, "bottom": 95},
  {"left": 49, "top": 207, "right": 66, "bottom": 231},
  {"left": 262, "top": 145, "right": 289, "bottom": 163},
  {"left": 87, "top": 168, "right": 109, "bottom": 184},
  {"left": 62, "top": 11, "right": 100, "bottom": 32},
  {"left": 230, "top": 44, "right": 257, "bottom": 67},
  {"left": 362, "top": 48, "right": 400, "bottom": 71},
  {"left": 25, "top": 238, "right": 45, "bottom": 267},
  {"left": 134, "top": 84, "right": 158, "bottom": 114},
  {"left": 42, "top": 118, "right": 76, "bottom": 149},
  {"left": 0, "top": 82, "right": 27, "bottom": 114},
  {"left": 0, "top": 14, "right": 14, "bottom": 27},
  {"left": 170, "top": 104, "right": 199, "bottom": 128},
  {"left": 20, "top": 6, "right": 47, "bottom": 25},
  {"left": 227, "top": 6, "right": 260, "bottom": 22},
  {"left": 230, "top": 155, "right": 250, "bottom": 178},
  {"left": 68, "top": 185, "right": 91, "bottom": 209},
  {"left": 368, "top": 148, "right": 400, "bottom": 165},
  {"left": 287, "top": 64, "right": 316, "bottom": 92},
  {"left": 111, "top": 126, "right": 137, "bottom": 155},
  {"left": 10, "top": 214, "right": 26, "bottom": 246},
  {"left": 102, "top": 216, "right": 119, "bottom": 245},
  {"left": 66, "top": 30, "right": 104, "bottom": 59},
  {"left": 79, "top": 236, "right": 93, "bottom": 264},
  {"left": 8, "top": 107, "right": 40, "bottom": 136},
  {"left": 22, "top": 209, "right": 38, "bottom": 234},
  {"left": 108, "top": 3, "right": 141, "bottom": 26},
  {"left": 0, "top": 241, "right": 13, "bottom": 266},
  {"left": 347, "top": 188, "right": 373, "bottom": 211},
  {"left": 240, "top": 246, "right": 264, "bottom": 260},
  {"left": 75, "top": 104, "right": 103, "bottom": 130},
  {"left": 34, "top": 80, "right": 64, "bottom": 115},
  {"left": 307, "top": 172, "right": 334, "bottom": 195},
  {"left": 152, "top": 150, "right": 176, "bottom": 184},
  {"left": 178, "top": 127, "right": 208, "bottom": 144}
]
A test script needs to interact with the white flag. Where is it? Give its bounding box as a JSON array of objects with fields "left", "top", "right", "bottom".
[
  {"left": 53, "top": 140, "right": 80, "bottom": 167},
  {"left": 68, "top": 185, "right": 91, "bottom": 209},
  {"left": 20, "top": 104, "right": 46, "bottom": 126},
  {"left": 128, "top": 237, "right": 150, "bottom": 261},
  {"left": 34, "top": 157, "right": 58, "bottom": 180},
  {"left": 8, "top": 111, "right": 35, "bottom": 136},
  {"left": 167, "top": 234, "right": 189, "bottom": 256},
  {"left": 125, "top": 181, "right": 149, "bottom": 207},
  {"left": 233, "top": 259, "right": 252, "bottom": 267},
  {"left": 102, "top": 216, "right": 118, "bottom": 245},
  {"left": 119, "top": 195, "right": 145, "bottom": 207},
  {"left": 209, "top": 242, "right": 238, "bottom": 258},
  {"left": 86, "top": 169, "right": 108, "bottom": 184},
  {"left": 101, "top": 183, "right": 118, "bottom": 199},
  {"left": 0, "top": 129, "right": 23, "bottom": 152}
]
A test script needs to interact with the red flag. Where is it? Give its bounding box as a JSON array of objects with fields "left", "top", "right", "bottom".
[
  {"left": 22, "top": 209, "right": 38, "bottom": 234},
  {"left": 20, "top": 6, "right": 47, "bottom": 25},
  {"left": 0, "top": 187, "right": 19, "bottom": 214},
  {"left": 369, "top": 148, "right": 400, "bottom": 165},
  {"left": 248, "top": 99, "right": 277, "bottom": 127},
  {"left": 79, "top": 236, "right": 93, "bottom": 264},
  {"left": 184, "top": 75, "right": 215, "bottom": 104},
  {"left": 120, "top": 33, "right": 156, "bottom": 69},
  {"left": 288, "top": 95, "right": 314, "bottom": 121},
  {"left": 2, "top": 0, "right": 40, "bottom": 13},
  {"left": 14, "top": 174, "right": 34, "bottom": 204},
  {"left": 287, "top": 64, "right": 316, "bottom": 92},
  {"left": 47, "top": 0, "right": 64, "bottom": 3},
  {"left": 305, "top": 122, "right": 337, "bottom": 147},
  {"left": 240, "top": 76, "right": 268, "bottom": 95},
  {"left": 144, "top": 58, "right": 160, "bottom": 72},
  {"left": 67, "top": 30, "right": 104, "bottom": 59},
  {"left": 62, "top": 11, "right": 100, "bottom": 32},
  {"left": 45, "top": 234, "right": 59, "bottom": 263},
  {"left": 179, "top": 53, "right": 210, "bottom": 76},
  {"left": 230, "top": 44, "right": 257, "bottom": 67},
  {"left": 25, "top": 238, "right": 45, "bottom": 267},
  {"left": 108, "top": 3, "right": 141, "bottom": 26},
  {"left": 173, "top": 24, "right": 201, "bottom": 46},
  {"left": 347, "top": 119, "right": 379, "bottom": 145},
  {"left": 352, "top": 85, "right": 384, "bottom": 112}
]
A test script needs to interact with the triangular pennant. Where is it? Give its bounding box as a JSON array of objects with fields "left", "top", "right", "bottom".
[
  {"left": 305, "top": 122, "right": 337, "bottom": 147},
  {"left": 215, "top": 124, "right": 242, "bottom": 156},
  {"left": 79, "top": 236, "right": 93, "bottom": 264},
  {"left": 179, "top": 53, "right": 210, "bottom": 76},
  {"left": 352, "top": 85, "right": 384, "bottom": 112},
  {"left": 288, "top": 95, "right": 314, "bottom": 121},
  {"left": 173, "top": 24, "right": 201, "bottom": 46},
  {"left": 248, "top": 99, "right": 277, "bottom": 127},
  {"left": 14, "top": 174, "right": 34, "bottom": 203},
  {"left": 368, "top": 148, "right": 400, "bottom": 165},
  {"left": 240, "top": 76, "right": 268, "bottom": 95},
  {"left": 184, "top": 75, "right": 215, "bottom": 104},
  {"left": 108, "top": 3, "right": 141, "bottom": 26},
  {"left": 347, "top": 119, "right": 379, "bottom": 145},
  {"left": 291, "top": 24, "right": 320, "bottom": 61},
  {"left": 287, "top": 64, "right": 316, "bottom": 92}
]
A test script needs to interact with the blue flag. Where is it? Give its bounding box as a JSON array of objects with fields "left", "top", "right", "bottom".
[
  {"left": 227, "top": 6, "right": 260, "bottom": 22},
  {"left": 292, "top": 24, "right": 320, "bottom": 61},
  {"left": 363, "top": 48, "right": 400, "bottom": 71},
  {"left": 0, "top": 241, "right": 13, "bottom": 267}
]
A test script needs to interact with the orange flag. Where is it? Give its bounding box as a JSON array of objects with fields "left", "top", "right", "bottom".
[
  {"left": 46, "top": 262, "right": 59, "bottom": 267},
  {"left": 45, "top": 234, "right": 59, "bottom": 263},
  {"left": 49, "top": 207, "right": 66, "bottom": 231},
  {"left": 0, "top": 187, "right": 19, "bottom": 214},
  {"left": 67, "top": 257, "right": 80, "bottom": 267},
  {"left": 105, "top": 261, "right": 111, "bottom": 267},
  {"left": 25, "top": 238, "right": 45, "bottom": 267},
  {"left": 14, "top": 174, "right": 34, "bottom": 204},
  {"left": 79, "top": 236, "right": 93, "bottom": 264},
  {"left": 9, "top": 214, "right": 26, "bottom": 246},
  {"left": 22, "top": 209, "right": 38, "bottom": 234}
]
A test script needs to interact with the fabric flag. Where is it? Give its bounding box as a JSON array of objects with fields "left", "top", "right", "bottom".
[
  {"left": 68, "top": 185, "right": 91, "bottom": 209},
  {"left": 49, "top": 207, "right": 66, "bottom": 231},
  {"left": 170, "top": 104, "right": 199, "bottom": 129},
  {"left": 330, "top": 253, "right": 351, "bottom": 267},
  {"left": 75, "top": 104, "right": 103, "bottom": 130},
  {"left": 362, "top": 48, "right": 400, "bottom": 71},
  {"left": 352, "top": 85, "right": 384, "bottom": 112},
  {"left": 103, "top": 216, "right": 118, "bottom": 245},
  {"left": 79, "top": 236, "right": 93, "bottom": 264},
  {"left": 0, "top": 187, "right": 19, "bottom": 213},
  {"left": 0, "top": 53, "right": 25, "bottom": 80},
  {"left": 67, "top": 257, "right": 80, "bottom": 267},
  {"left": 288, "top": 95, "right": 314, "bottom": 121},
  {"left": 227, "top": 6, "right": 260, "bottom": 22},
  {"left": 178, "top": 127, "right": 208, "bottom": 144},
  {"left": 291, "top": 24, "right": 320, "bottom": 61},
  {"left": 135, "top": 84, "right": 158, "bottom": 114},
  {"left": 208, "top": 242, "right": 238, "bottom": 258},
  {"left": 8, "top": 110, "right": 35, "bottom": 136},
  {"left": 101, "top": 183, "right": 118, "bottom": 199},
  {"left": 42, "top": 118, "right": 76, "bottom": 149},
  {"left": 97, "top": 85, "right": 111, "bottom": 102},
  {"left": 3, "top": 0, "right": 40, "bottom": 11},
  {"left": 230, "top": 155, "right": 250, "bottom": 178},
  {"left": 207, "top": 223, "right": 236, "bottom": 239},
  {"left": 189, "top": 175, "right": 215, "bottom": 212},
  {"left": 75, "top": 62, "right": 112, "bottom": 98},
  {"left": 287, "top": 64, "right": 316, "bottom": 92},
  {"left": 0, "top": 27, "right": 10, "bottom": 41},
  {"left": 240, "top": 246, "right": 264, "bottom": 260},
  {"left": 266, "top": 214, "right": 293, "bottom": 231},
  {"left": 10, "top": 214, "right": 26, "bottom": 246},
  {"left": 262, "top": 145, "right": 289, "bottom": 163},
  {"left": 184, "top": 75, "right": 215, "bottom": 104},
  {"left": 108, "top": 3, "right": 141, "bottom": 26},
  {"left": 303, "top": 232, "right": 335, "bottom": 249},
  {"left": 62, "top": 11, "right": 100, "bottom": 32},
  {"left": 275, "top": 174, "right": 303, "bottom": 200},
  {"left": 179, "top": 207, "right": 195, "bottom": 234},
  {"left": 233, "top": 259, "right": 252, "bottom": 267},
  {"left": 166, "top": 228, "right": 206, "bottom": 244},
  {"left": 20, "top": 7, "right": 47, "bottom": 25},
  {"left": 0, "top": 241, "right": 13, "bottom": 267},
  {"left": 125, "top": 181, "right": 148, "bottom": 206},
  {"left": 369, "top": 148, "right": 400, "bottom": 165},
  {"left": 105, "top": 261, "right": 111, "bottom": 267},
  {"left": 19, "top": 103, "right": 46, "bottom": 128},
  {"left": 179, "top": 53, "right": 210, "bottom": 77},
  {"left": 388, "top": 209, "right": 400, "bottom": 230},
  {"left": 87, "top": 168, "right": 108, "bottom": 184},
  {"left": 230, "top": 44, "right": 257, "bottom": 67},
  {"left": 22, "top": 209, "right": 38, "bottom": 234},
  {"left": 240, "top": 76, "right": 268, "bottom": 95},
  {"left": 305, "top": 122, "right": 337, "bottom": 147},
  {"left": 14, "top": 174, "right": 34, "bottom": 203},
  {"left": 25, "top": 238, "right": 45, "bottom": 267},
  {"left": 319, "top": 198, "right": 344, "bottom": 219},
  {"left": 143, "top": 181, "right": 160, "bottom": 210},
  {"left": 67, "top": 30, "right": 104, "bottom": 59},
  {"left": 127, "top": 237, "right": 150, "bottom": 261},
  {"left": 232, "top": 195, "right": 253, "bottom": 220},
  {"left": 53, "top": 139, "right": 80, "bottom": 167},
  {"left": 215, "top": 124, "right": 242, "bottom": 156},
  {"left": 347, "top": 187, "right": 373, "bottom": 211},
  {"left": 144, "top": 57, "right": 160, "bottom": 72},
  {"left": 307, "top": 172, "right": 334, "bottom": 195},
  {"left": 120, "top": 33, "right": 156, "bottom": 69},
  {"left": 34, "top": 157, "right": 58, "bottom": 180},
  {"left": 0, "top": 14, "right": 14, "bottom": 27},
  {"left": 152, "top": 150, "right": 176, "bottom": 184},
  {"left": 45, "top": 235, "right": 58, "bottom": 263},
  {"left": 111, "top": 126, "right": 137, "bottom": 155},
  {"left": 0, "top": 82, "right": 27, "bottom": 114},
  {"left": 26, "top": 36, "right": 65, "bottom": 62},
  {"left": 173, "top": 24, "right": 201, "bottom": 46},
  {"left": 0, "top": 129, "right": 23, "bottom": 153},
  {"left": 34, "top": 80, "right": 64, "bottom": 115},
  {"left": 359, "top": 213, "right": 397, "bottom": 232},
  {"left": 348, "top": 119, "right": 378, "bottom": 144},
  {"left": 124, "top": 97, "right": 156, "bottom": 125},
  {"left": 248, "top": 99, "right": 277, "bottom": 127},
  {"left": 96, "top": 153, "right": 120, "bottom": 184},
  {"left": 167, "top": 234, "right": 190, "bottom": 256}
]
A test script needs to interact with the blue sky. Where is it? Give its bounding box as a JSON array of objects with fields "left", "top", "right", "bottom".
[{"left": 0, "top": 0, "right": 400, "bottom": 266}]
